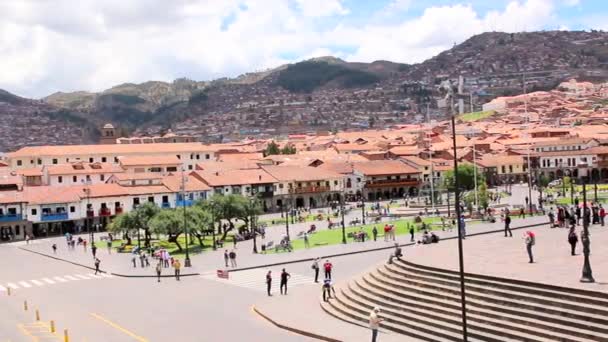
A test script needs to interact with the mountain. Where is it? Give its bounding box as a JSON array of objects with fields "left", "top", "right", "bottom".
[{"left": 2, "top": 30, "right": 608, "bottom": 150}]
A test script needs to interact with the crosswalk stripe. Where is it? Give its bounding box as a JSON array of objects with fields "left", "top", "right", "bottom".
[
  {"left": 18, "top": 281, "right": 32, "bottom": 288},
  {"left": 42, "top": 278, "right": 56, "bottom": 284},
  {"left": 99, "top": 273, "right": 113, "bottom": 278},
  {"left": 75, "top": 275, "right": 91, "bottom": 280},
  {"left": 201, "top": 270, "right": 315, "bottom": 291},
  {"left": 7, "top": 283, "right": 19, "bottom": 289},
  {"left": 64, "top": 275, "right": 79, "bottom": 281},
  {"left": 54, "top": 276, "right": 67, "bottom": 282},
  {"left": 30, "top": 280, "right": 44, "bottom": 286},
  {"left": 87, "top": 273, "right": 102, "bottom": 279}
]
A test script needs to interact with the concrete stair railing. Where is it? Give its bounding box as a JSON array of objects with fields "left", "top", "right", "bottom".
[{"left": 321, "top": 259, "right": 608, "bottom": 342}]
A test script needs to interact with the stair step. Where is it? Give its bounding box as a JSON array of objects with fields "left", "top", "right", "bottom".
[
  {"left": 350, "top": 279, "right": 607, "bottom": 342},
  {"left": 394, "top": 259, "right": 608, "bottom": 307},
  {"left": 384, "top": 263, "right": 608, "bottom": 334},
  {"left": 335, "top": 286, "right": 535, "bottom": 342}
]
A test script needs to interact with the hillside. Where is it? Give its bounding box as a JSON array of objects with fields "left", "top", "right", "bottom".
[{"left": 2, "top": 30, "right": 608, "bottom": 149}]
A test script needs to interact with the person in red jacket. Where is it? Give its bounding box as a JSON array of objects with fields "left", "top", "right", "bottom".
[
  {"left": 323, "top": 260, "right": 333, "bottom": 280},
  {"left": 600, "top": 205, "right": 605, "bottom": 227}
]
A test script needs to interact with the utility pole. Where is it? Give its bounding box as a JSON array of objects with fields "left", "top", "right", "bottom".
[
  {"left": 427, "top": 105, "right": 435, "bottom": 212},
  {"left": 182, "top": 167, "right": 191, "bottom": 267},
  {"left": 580, "top": 181, "right": 594, "bottom": 283}
]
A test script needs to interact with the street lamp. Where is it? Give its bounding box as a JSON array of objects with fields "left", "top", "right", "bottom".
[
  {"left": 451, "top": 111, "right": 469, "bottom": 341},
  {"left": 250, "top": 197, "right": 258, "bottom": 254},
  {"left": 580, "top": 180, "right": 594, "bottom": 283},
  {"left": 181, "top": 168, "right": 191, "bottom": 267},
  {"left": 82, "top": 184, "right": 92, "bottom": 243},
  {"left": 340, "top": 198, "right": 346, "bottom": 244}
]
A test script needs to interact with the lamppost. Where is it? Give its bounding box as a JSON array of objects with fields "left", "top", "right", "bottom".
[
  {"left": 361, "top": 190, "right": 366, "bottom": 225},
  {"left": 570, "top": 177, "right": 575, "bottom": 205},
  {"left": 181, "top": 168, "right": 191, "bottom": 267},
  {"left": 451, "top": 111, "right": 468, "bottom": 341},
  {"left": 580, "top": 180, "right": 594, "bottom": 283},
  {"left": 82, "top": 185, "right": 92, "bottom": 243},
  {"left": 250, "top": 197, "right": 258, "bottom": 254},
  {"left": 340, "top": 197, "right": 346, "bottom": 244}
]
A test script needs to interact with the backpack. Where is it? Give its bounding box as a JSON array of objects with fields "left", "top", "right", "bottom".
[{"left": 530, "top": 235, "right": 536, "bottom": 246}]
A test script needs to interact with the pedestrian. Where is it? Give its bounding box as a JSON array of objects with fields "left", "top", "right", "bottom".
[
  {"left": 280, "top": 268, "right": 291, "bottom": 295},
  {"left": 600, "top": 205, "right": 605, "bottom": 227},
  {"left": 52, "top": 243, "right": 57, "bottom": 254},
  {"left": 224, "top": 250, "right": 229, "bottom": 267},
  {"left": 575, "top": 206, "right": 581, "bottom": 226},
  {"left": 92, "top": 244, "right": 97, "bottom": 258},
  {"left": 372, "top": 226, "right": 378, "bottom": 241},
  {"left": 459, "top": 215, "right": 466, "bottom": 239},
  {"left": 25, "top": 234, "right": 30, "bottom": 245},
  {"left": 229, "top": 250, "right": 237, "bottom": 267},
  {"left": 94, "top": 258, "right": 101, "bottom": 275},
  {"left": 106, "top": 240, "right": 112, "bottom": 254},
  {"left": 132, "top": 255, "right": 137, "bottom": 268},
  {"left": 323, "top": 259, "right": 333, "bottom": 280},
  {"left": 156, "top": 262, "right": 162, "bottom": 282},
  {"left": 504, "top": 214, "right": 512, "bottom": 237},
  {"left": 548, "top": 209, "right": 555, "bottom": 228},
  {"left": 568, "top": 227, "right": 578, "bottom": 256},
  {"left": 144, "top": 254, "right": 150, "bottom": 267},
  {"left": 233, "top": 235, "right": 237, "bottom": 249},
  {"left": 519, "top": 207, "right": 525, "bottom": 219},
  {"left": 163, "top": 250, "right": 170, "bottom": 268},
  {"left": 173, "top": 258, "right": 181, "bottom": 281},
  {"left": 304, "top": 232, "right": 310, "bottom": 249},
  {"left": 139, "top": 252, "right": 145, "bottom": 268},
  {"left": 83, "top": 239, "right": 88, "bottom": 252},
  {"left": 322, "top": 278, "right": 332, "bottom": 302},
  {"left": 409, "top": 225, "right": 415, "bottom": 242},
  {"left": 266, "top": 270, "right": 272, "bottom": 296},
  {"left": 369, "top": 307, "right": 384, "bottom": 342},
  {"left": 524, "top": 231, "right": 535, "bottom": 263},
  {"left": 312, "top": 258, "right": 320, "bottom": 283}
]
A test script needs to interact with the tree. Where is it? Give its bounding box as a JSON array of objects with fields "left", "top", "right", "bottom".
[
  {"left": 265, "top": 141, "right": 281, "bottom": 156},
  {"left": 149, "top": 210, "right": 184, "bottom": 252},
  {"left": 280, "top": 144, "right": 296, "bottom": 155},
  {"left": 201, "top": 194, "right": 250, "bottom": 241},
  {"left": 106, "top": 202, "right": 159, "bottom": 246},
  {"left": 186, "top": 206, "right": 214, "bottom": 247},
  {"left": 537, "top": 174, "right": 550, "bottom": 208},
  {"left": 443, "top": 164, "right": 485, "bottom": 191}
]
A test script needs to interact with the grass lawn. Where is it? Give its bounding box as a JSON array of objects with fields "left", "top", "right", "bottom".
[
  {"left": 93, "top": 234, "right": 216, "bottom": 257},
  {"left": 458, "top": 110, "right": 495, "bottom": 122},
  {"left": 555, "top": 196, "right": 608, "bottom": 205}
]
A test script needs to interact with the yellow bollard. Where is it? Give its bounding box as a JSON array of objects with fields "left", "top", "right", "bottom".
[
  {"left": 24, "top": 300, "right": 28, "bottom": 311},
  {"left": 64, "top": 329, "right": 69, "bottom": 342},
  {"left": 50, "top": 320, "right": 55, "bottom": 333},
  {"left": 35, "top": 309, "right": 40, "bottom": 321}
]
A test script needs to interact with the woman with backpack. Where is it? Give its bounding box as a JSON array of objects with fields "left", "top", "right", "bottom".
[
  {"left": 524, "top": 231, "right": 536, "bottom": 263},
  {"left": 568, "top": 228, "right": 578, "bottom": 256}
]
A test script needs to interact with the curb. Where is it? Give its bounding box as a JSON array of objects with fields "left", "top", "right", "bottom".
[
  {"left": 17, "top": 247, "right": 200, "bottom": 278},
  {"left": 229, "top": 221, "right": 549, "bottom": 273},
  {"left": 252, "top": 305, "right": 342, "bottom": 342}
]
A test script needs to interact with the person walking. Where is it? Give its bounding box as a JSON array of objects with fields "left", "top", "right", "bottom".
[
  {"left": 224, "top": 250, "right": 229, "bottom": 267},
  {"left": 548, "top": 209, "right": 555, "bottom": 228},
  {"left": 312, "top": 258, "right": 320, "bottom": 283},
  {"left": 504, "top": 214, "right": 513, "bottom": 237},
  {"left": 568, "top": 227, "right": 578, "bottom": 256},
  {"left": 266, "top": 270, "right": 272, "bottom": 296},
  {"left": 369, "top": 307, "right": 384, "bottom": 342},
  {"left": 131, "top": 254, "right": 137, "bottom": 268},
  {"left": 323, "top": 259, "right": 333, "bottom": 280},
  {"left": 303, "top": 232, "right": 310, "bottom": 248},
  {"left": 409, "top": 225, "right": 415, "bottom": 242},
  {"left": 173, "top": 258, "right": 181, "bottom": 281},
  {"left": 524, "top": 231, "right": 535, "bottom": 263},
  {"left": 83, "top": 239, "right": 88, "bottom": 252},
  {"left": 106, "top": 240, "right": 112, "bottom": 254},
  {"left": 280, "top": 269, "right": 291, "bottom": 295},
  {"left": 155, "top": 262, "right": 162, "bottom": 282},
  {"left": 233, "top": 235, "right": 237, "bottom": 249},
  {"left": 322, "top": 278, "right": 333, "bottom": 302},
  {"left": 92, "top": 244, "right": 97, "bottom": 259},
  {"left": 52, "top": 244, "right": 57, "bottom": 254},
  {"left": 459, "top": 215, "right": 466, "bottom": 239},
  {"left": 372, "top": 226, "right": 378, "bottom": 242},
  {"left": 94, "top": 258, "right": 101, "bottom": 275},
  {"left": 599, "top": 204, "right": 605, "bottom": 227},
  {"left": 229, "top": 250, "right": 237, "bottom": 267}
]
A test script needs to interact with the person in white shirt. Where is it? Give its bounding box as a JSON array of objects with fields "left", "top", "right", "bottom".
[{"left": 369, "top": 307, "right": 384, "bottom": 342}]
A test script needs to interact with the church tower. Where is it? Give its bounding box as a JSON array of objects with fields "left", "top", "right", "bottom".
[{"left": 99, "top": 123, "right": 117, "bottom": 144}]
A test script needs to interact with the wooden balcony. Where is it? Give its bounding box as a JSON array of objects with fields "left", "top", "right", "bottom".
[
  {"left": 288, "top": 186, "right": 330, "bottom": 194},
  {"left": 115, "top": 207, "right": 124, "bottom": 215},
  {"left": 99, "top": 208, "right": 112, "bottom": 217},
  {"left": 365, "top": 179, "right": 420, "bottom": 188}
]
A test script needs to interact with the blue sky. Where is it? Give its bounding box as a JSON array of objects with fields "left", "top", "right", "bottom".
[{"left": 0, "top": 0, "right": 606, "bottom": 98}]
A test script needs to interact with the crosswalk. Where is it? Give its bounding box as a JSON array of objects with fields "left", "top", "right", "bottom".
[
  {"left": 200, "top": 268, "right": 315, "bottom": 292},
  {"left": 0, "top": 272, "right": 113, "bottom": 292}
]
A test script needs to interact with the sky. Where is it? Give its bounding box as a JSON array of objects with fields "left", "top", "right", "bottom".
[{"left": 0, "top": 0, "right": 606, "bottom": 98}]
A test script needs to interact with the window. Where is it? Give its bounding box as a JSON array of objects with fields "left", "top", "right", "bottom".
[
  {"left": 196, "top": 154, "right": 200, "bottom": 160},
  {"left": 100, "top": 174, "right": 105, "bottom": 181},
  {"left": 58, "top": 176, "right": 63, "bottom": 183},
  {"left": 279, "top": 184, "right": 284, "bottom": 189},
  {"left": 148, "top": 196, "right": 154, "bottom": 203},
  {"left": 176, "top": 155, "right": 181, "bottom": 159},
  {"left": 37, "top": 159, "right": 41, "bottom": 165},
  {"left": 31, "top": 209, "right": 37, "bottom": 215},
  {"left": 86, "top": 175, "right": 91, "bottom": 182},
  {"left": 114, "top": 157, "right": 119, "bottom": 163},
  {"left": 149, "top": 167, "right": 162, "bottom": 173},
  {"left": 70, "top": 206, "right": 75, "bottom": 213},
  {"left": 167, "top": 167, "right": 177, "bottom": 172},
  {"left": 206, "top": 154, "right": 210, "bottom": 160},
  {"left": 52, "top": 159, "right": 58, "bottom": 164},
  {"left": 73, "top": 176, "right": 77, "bottom": 183},
  {"left": 190, "top": 154, "right": 194, "bottom": 160},
  {"left": 334, "top": 180, "right": 338, "bottom": 185},
  {"left": 17, "top": 160, "right": 22, "bottom": 166},
  {"left": 30, "top": 160, "right": 34, "bottom": 165},
  {"left": 188, "top": 165, "right": 193, "bottom": 170},
  {"left": 89, "top": 157, "right": 94, "bottom": 163},
  {"left": 15, "top": 225, "right": 20, "bottom": 236},
  {"left": 501, "top": 166, "right": 506, "bottom": 173},
  {"left": 509, "top": 165, "right": 513, "bottom": 173},
  {"left": 245, "top": 187, "right": 250, "bottom": 193},
  {"left": 101, "top": 157, "right": 107, "bottom": 163}
]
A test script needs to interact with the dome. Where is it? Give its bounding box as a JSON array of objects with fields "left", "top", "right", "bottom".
[{"left": 103, "top": 123, "right": 115, "bottom": 129}]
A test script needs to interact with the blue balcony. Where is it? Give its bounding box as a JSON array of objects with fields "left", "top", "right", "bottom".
[
  {"left": 161, "top": 202, "right": 171, "bottom": 209},
  {"left": 0, "top": 214, "right": 22, "bottom": 222},
  {"left": 175, "top": 200, "right": 194, "bottom": 207},
  {"left": 41, "top": 213, "right": 69, "bottom": 222}
]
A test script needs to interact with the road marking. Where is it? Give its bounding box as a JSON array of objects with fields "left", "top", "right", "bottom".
[
  {"left": 64, "top": 275, "right": 78, "bottom": 281},
  {"left": 53, "top": 276, "right": 67, "bottom": 282},
  {"left": 87, "top": 273, "right": 101, "bottom": 279},
  {"left": 90, "top": 313, "right": 148, "bottom": 342},
  {"left": 17, "top": 322, "right": 61, "bottom": 341},
  {"left": 75, "top": 274, "right": 90, "bottom": 280},
  {"left": 7, "top": 283, "right": 19, "bottom": 289},
  {"left": 99, "top": 273, "right": 113, "bottom": 278},
  {"left": 201, "top": 269, "right": 315, "bottom": 292},
  {"left": 41, "top": 278, "right": 55, "bottom": 284},
  {"left": 18, "top": 281, "right": 32, "bottom": 288},
  {"left": 30, "top": 280, "right": 44, "bottom": 286}
]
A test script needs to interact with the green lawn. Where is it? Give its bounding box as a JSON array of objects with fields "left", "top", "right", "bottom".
[
  {"left": 93, "top": 234, "right": 216, "bottom": 257},
  {"left": 458, "top": 110, "right": 495, "bottom": 122}
]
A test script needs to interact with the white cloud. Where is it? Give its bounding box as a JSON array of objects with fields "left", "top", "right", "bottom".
[{"left": 0, "top": 0, "right": 586, "bottom": 98}]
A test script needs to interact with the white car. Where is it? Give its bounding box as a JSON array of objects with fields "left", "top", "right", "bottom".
[{"left": 548, "top": 180, "right": 562, "bottom": 187}]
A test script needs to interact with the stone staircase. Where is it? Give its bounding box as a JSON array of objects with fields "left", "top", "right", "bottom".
[{"left": 321, "top": 259, "right": 608, "bottom": 341}]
